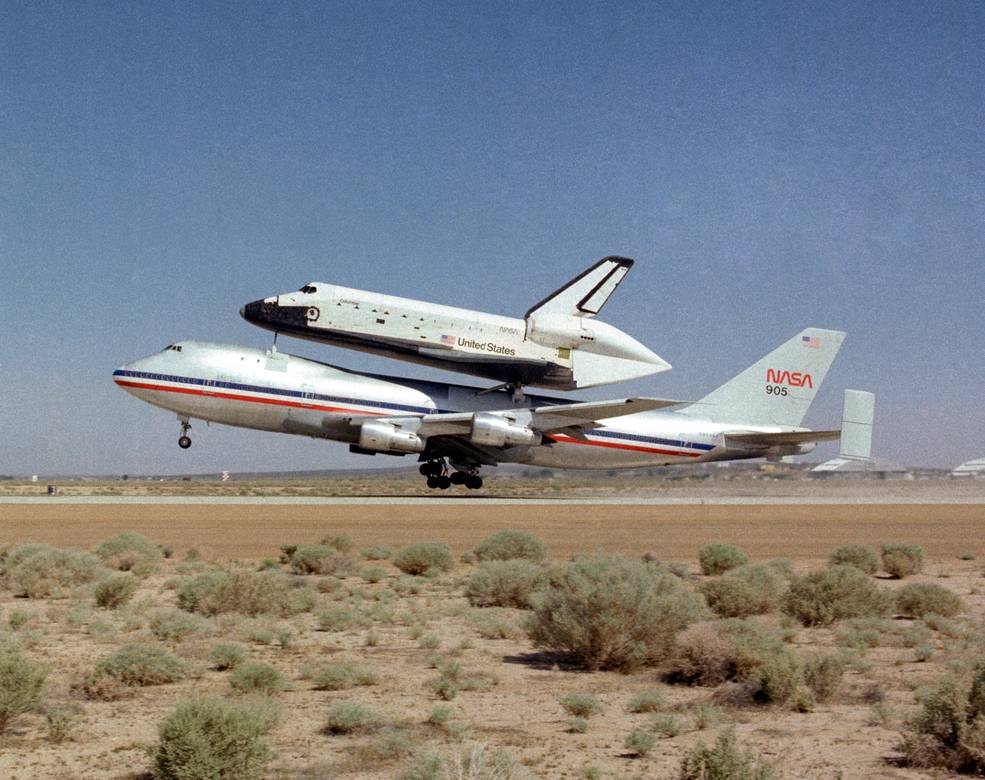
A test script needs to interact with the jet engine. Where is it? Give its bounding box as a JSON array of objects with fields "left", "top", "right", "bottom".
[
  {"left": 358, "top": 421, "right": 424, "bottom": 453},
  {"left": 469, "top": 413, "right": 540, "bottom": 448}
]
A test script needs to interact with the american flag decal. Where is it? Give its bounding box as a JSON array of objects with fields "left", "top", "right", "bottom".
[
  {"left": 802, "top": 335, "right": 820, "bottom": 349},
  {"left": 440, "top": 334, "right": 456, "bottom": 346}
]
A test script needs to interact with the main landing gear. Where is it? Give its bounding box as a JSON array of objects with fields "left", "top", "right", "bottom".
[
  {"left": 418, "top": 459, "right": 483, "bottom": 490},
  {"left": 177, "top": 418, "right": 192, "bottom": 449}
]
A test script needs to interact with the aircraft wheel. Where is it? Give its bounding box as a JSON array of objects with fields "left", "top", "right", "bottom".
[
  {"left": 178, "top": 436, "right": 192, "bottom": 450},
  {"left": 419, "top": 463, "right": 431, "bottom": 476},
  {"left": 465, "top": 475, "right": 483, "bottom": 490},
  {"left": 436, "top": 475, "right": 451, "bottom": 490},
  {"left": 449, "top": 471, "right": 467, "bottom": 485},
  {"left": 426, "top": 476, "right": 440, "bottom": 489}
]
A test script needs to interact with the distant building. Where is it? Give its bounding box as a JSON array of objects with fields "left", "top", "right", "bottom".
[
  {"left": 952, "top": 458, "right": 985, "bottom": 478},
  {"left": 811, "top": 457, "right": 911, "bottom": 480}
]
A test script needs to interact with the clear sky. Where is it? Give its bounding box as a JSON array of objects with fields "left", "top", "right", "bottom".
[{"left": 2, "top": 1, "right": 983, "bottom": 475}]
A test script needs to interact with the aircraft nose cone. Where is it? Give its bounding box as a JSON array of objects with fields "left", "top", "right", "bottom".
[{"left": 241, "top": 300, "right": 263, "bottom": 323}]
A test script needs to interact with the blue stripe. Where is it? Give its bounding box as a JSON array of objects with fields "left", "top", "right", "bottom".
[
  {"left": 586, "top": 428, "right": 716, "bottom": 452},
  {"left": 113, "top": 369, "right": 435, "bottom": 415}
]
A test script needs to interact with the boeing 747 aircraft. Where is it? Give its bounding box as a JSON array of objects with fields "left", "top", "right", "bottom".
[
  {"left": 240, "top": 256, "right": 670, "bottom": 395},
  {"left": 114, "top": 329, "right": 867, "bottom": 489}
]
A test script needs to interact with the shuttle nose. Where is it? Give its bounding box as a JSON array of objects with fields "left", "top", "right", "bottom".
[
  {"left": 240, "top": 297, "right": 309, "bottom": 333},
  {"left": 241, "top": 299, "right": 263, "bottom": 324}
]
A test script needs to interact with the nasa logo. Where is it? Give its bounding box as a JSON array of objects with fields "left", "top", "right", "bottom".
[{"left": 766, "top": 368, "right": 814, "bottom": 388}]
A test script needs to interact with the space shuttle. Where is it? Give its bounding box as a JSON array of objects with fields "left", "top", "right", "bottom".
[{"left": 241, "top": 257, "right": 670, "bottom": 392}]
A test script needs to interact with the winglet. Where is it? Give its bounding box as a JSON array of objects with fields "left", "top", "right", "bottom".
[{"left": 525, "top": 256, "right": 634, "bottom": 319}]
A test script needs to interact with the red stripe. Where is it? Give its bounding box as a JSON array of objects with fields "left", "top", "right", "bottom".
[
  {"left": 114, "top": 379, "right": 384, "bottom": 417},
  {"left": 548, "top": 434, "right": 702, "bottom": 458}
]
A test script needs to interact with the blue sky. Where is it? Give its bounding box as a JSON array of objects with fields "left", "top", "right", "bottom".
[{"left": 1, "top": 1, "right": 983, "bottom": 475}]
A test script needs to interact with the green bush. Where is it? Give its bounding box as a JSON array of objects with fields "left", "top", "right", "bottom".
[
  {"left": 627, "top": 689, "right": 665, "bottom": 713},
  {"left": 324, "top": 701, "right": 379, "bottom": 735},
  {"left": 320, "top": 534, "right": 353, "bottom": 553},
  {"left": 209, "top": 643, "right": 246, "bottom": 671},
  {"left": 0, "top": 649, "right": 46, "bottom": 734},
  {"left": 290, "top": 544, "right": 357, "bottom": 576},
  {"left": 782, "top": 565, "right": 892, "bottom": 626},
  {"left": 700, "top": 564, "right": 784, "bottom": 618},
  {"left": 178, "top": 570, "right": 314, "bottom": 617},
  {"left": 472, "top": 529, "right": 548, "bottom": 563},
  {"left": 149, "top": 609, "right": 207, "bottom": 642},
  {"left": 94, "top": 575, "right": 138, "bottom": 608},
  {"left": 679, "top": 729, "right": 776, "bottom": 779},
  {"left": 895, "top": 582, "right": 963, "bottom": 618},
  {"left": 92, "top": 644, "right": 186, "bottom": 687},
  {"left": 229, "top": 663, "right": 284, "bottom": 695},
  {"left": 362, "top": 545, "right": 393, "bottom": 561},
  {"left": 152, "top": 696, "right": 277, "bottom": 780},
  {"left": 95, "top": 532, "right": 164, "bottom": 576},
  {"left": 881, "top": 543, "right": 924, "bottom": 579},
  {"left": 828, "top": 544, "right": 879, "bottom": 575},
  {"left": 625, "top": 728, "right": 656, "bottom": 757},
  {"left": 3, "top": 543, "right": 108, "bottom": 598},
  {"left": 393, "top": 542, "right": 454, "bottom": 576},
  {"left": 698, "top": 543, "right": 749, "bottom": 576},
  {"left": 802, "top": 653, "right": 847, "bottom": 702},
  {"left": 559, "top": 693, "right": 601, "bottom": 718},
  {"left": 306, "top": 661, "right": 379, "bottom": 691},
  {"left": 668, "top": 619, "right": 800, "bottom": 704},
  {"left": 465, "top": 559, "right": 545, "bottom": 609},
  {"left": 901, "top": 663, "right": 985, "bottom": 772},
  {"left": 316, "top": 605, "right": 355, "bottom": 631},
  {"left": 526, "top": 555, "right": 705, "bottom": 671}
]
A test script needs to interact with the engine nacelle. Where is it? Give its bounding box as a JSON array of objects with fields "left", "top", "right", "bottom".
[
  {"left": 470, "top": 413, "right": 540, "bottom": 448},
  {"left": 358, "top": 421, "right": 424, "bottom": 453}
]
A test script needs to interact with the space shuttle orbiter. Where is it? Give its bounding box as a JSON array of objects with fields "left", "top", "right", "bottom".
[{"left": 240, "top": 256, "right": 669, "bottom": 392}]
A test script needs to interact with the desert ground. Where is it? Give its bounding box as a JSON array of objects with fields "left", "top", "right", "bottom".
[{"left": 0, "top": 478, "right": 983, "bottom": 779}]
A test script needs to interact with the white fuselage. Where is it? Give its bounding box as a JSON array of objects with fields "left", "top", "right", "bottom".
[
  {"left": 240, "top": 283, "right": 669, "bottom": 391},
  {"left": 115, "top": 342, "right": 802, "bottom": 470}
]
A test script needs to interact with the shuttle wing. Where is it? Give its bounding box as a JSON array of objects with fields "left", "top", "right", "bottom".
[{"left": 525, "top": 256, "right": 634, "bottom": 319}]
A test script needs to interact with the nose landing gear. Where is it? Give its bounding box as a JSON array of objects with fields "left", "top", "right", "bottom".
[{"left": 177, "top": 419, "right": 192, "bottom": 449}]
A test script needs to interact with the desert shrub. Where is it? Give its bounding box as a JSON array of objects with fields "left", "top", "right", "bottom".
[
  {"left": 94, "top": 575, "right": 138, "bottom": 608},
  {"left": 149, "top": 609, "right": 207, "bottom": 642},
  {"left": 699, "top": 543, "right": 749, "bottom": 576},
  {"left": 290, "top": 544, "right": 357, "bottom": 576},
  {"left": 470, "top": 608, "right": 524, "bottom": 640},
  {"left": 229, "top": 663, "right": 284, "bottom": 695},
  {"left": 92, "top": 644, "right": 186, "bottom": 687},
  {"left": 700, "top": 564, "right": 784, "bottom": 618},
  {"left": 362, "top": 566, "right": 386, "bottom": 583},
  {"left": 668, "top": 619, "right": 800, "bottom": 704},
  {"left": 465, "top": 559, "right": 544, "bottom": 609},
  {"left": 782, "top": 565, "right": 892, "bottom": 626},
  {"left": 895, "top": 582, "right": 963, "bottom": 618},
  {"left": 362, "top": 545, "right": 393, "bottom": 561},
  {"left": 627, "top": 689, "right": 665, "bottom": 713},
  {"left": 472, "top": 529, "right": 548, "bottom": 563},
  {"left": 178, "top": 570, "right": 314, "bottom": 617},
  {"left": 881, "top": 543, "right": 925, "bottom": 579},
  {"left": 209, "top": 643, "right": 246, "bottom": 671},
  {"left": 152, "top": 696, "right": 277, "bottom": 780},
  {"left": 560, "top": 693, "right": 601, "bottom": 718},
  {"left": 324, "top": 701, "right": 379, "bottom": 735},
  {"left": 320, "top": 534, "right": 353, "bottom": 553},
  {"left": 45, "top": 705, "right": 78, "bottom": 743},
  {"left": 901, "top": 663, "right": 985, "bottom": 772},
  {"left": 526, "top": 554, "right": 705, "bottom": 671},
  {"left": 307, "top": 661, "right": 379, "bottom": 691},
  {"left": 828, "top": 544, "right": 879, "bottom": 575},
  {"left": 400, "top": 744, "right": 532, "bottom": 780},
  {"left": 393, "top": 542, "right": 454, "bottom": 576},
  {"left": 3, "top": 543, "right": 108, "bottom": 598},
  {"left": 802, "top": 653, "right": 847, "bottom": 702},
  {"left": 0, "top": 649, "right": 47, "bottom": 734},
  {"left": 679, "top": 729, "right": 777, "bottom": 780},
  {"left": 626, "top": 728, "right": 656, "bottom": 757},
  {"left": 95, "top": 532, "right": 163, "bottom": 576},
  {"left": 316, "top": 605, "right": 355, "bottom": 631}
]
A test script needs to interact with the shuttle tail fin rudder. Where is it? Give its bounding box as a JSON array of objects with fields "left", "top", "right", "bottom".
[
  {"left": 840, "top": 389, "right": 874, "bottom": 460},
  {"left": 682, "top": 328, "right": 846, "bottom": 427},
  {"left": 525, "top": 256, "right": 634, "bottom": 319}
]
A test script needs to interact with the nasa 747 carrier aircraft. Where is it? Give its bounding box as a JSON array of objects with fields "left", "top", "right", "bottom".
[
  {"left": 240, "top": 256, "right": 670, "bottom": 394},
  {"left": 114, "top": 328, "right": 868, "bottom": 490}
]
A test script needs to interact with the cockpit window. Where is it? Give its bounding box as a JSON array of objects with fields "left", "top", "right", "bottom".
[
  {"left": 299, "top": 285, "right": 318, "bottom": 294},
  {"left": 163, "top": 344, "right": 182, "bottom": 352}
]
